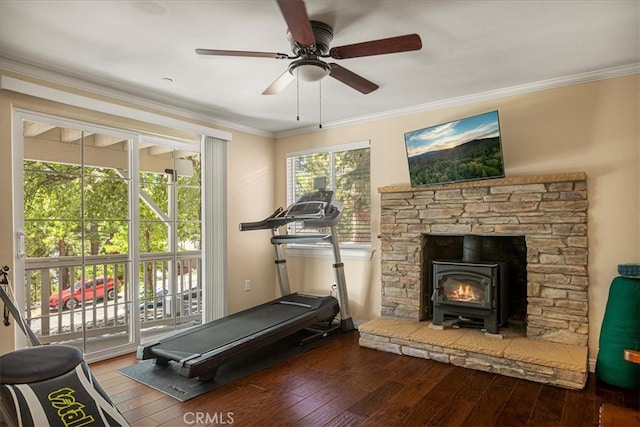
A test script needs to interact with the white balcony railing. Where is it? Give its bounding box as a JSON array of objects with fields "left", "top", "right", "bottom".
[{"left": 23, "top": 253, "right": 202, "bottom": 345}]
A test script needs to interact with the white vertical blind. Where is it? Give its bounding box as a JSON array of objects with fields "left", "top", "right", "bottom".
[{"left": 201, "top": 135, "right": 227, "bottom": 322}]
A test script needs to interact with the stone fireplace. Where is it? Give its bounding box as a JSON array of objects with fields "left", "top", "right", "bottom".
[{"left": 359, "top": 173, "right": 589, "bottom": 388}]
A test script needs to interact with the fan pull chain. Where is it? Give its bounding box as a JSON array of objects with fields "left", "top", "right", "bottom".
[
  {"left": 296, "top": 68, "right": 300, "bottom": 121},
  {"left": 318, "top": 80, "right": 322, "bottom": 129}
]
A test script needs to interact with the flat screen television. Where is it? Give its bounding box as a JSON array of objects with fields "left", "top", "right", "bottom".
[{"left": 404, "top": 110, "right": 505, "bottom": 187}]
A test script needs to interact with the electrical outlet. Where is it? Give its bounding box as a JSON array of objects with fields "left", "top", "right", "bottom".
[{"left": 244, "top": 279, "right": 251, "bottom": 291}]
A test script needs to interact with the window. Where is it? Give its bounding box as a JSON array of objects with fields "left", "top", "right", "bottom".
[{"left": 286, "top": 141, "right": 371, "bottom": 248}]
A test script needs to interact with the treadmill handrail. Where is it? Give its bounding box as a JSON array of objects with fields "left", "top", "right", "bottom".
[
  {"left": 271, "top": 234, "right": 331, "bottom": 245},
  {"left": 239, "top": 207, "right": 285, "bottom": 231}
]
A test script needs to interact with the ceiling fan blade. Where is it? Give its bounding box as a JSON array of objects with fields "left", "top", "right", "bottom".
[
  {"left": 277, "top": 0, "right": 315, "bottom": 46},
  {"left": 262, "top": 69, "right": 295, "bottom": 95},
  {"left": 196, "top": 48, "right": 288, "bottom": 59},
  {"left": 329, "top": 34, "right": 422, "bottom": 59},
  {"left": 328, "top": 63, "right": 378, "bottom": 94}
]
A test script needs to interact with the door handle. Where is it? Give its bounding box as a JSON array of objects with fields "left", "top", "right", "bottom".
[{"left": 16, "top": 231, "right": 26, "bottom": 258}]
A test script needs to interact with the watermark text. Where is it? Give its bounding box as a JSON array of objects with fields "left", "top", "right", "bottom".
[{"left": 183, "top": 411, "right": 234, "bottom": 425}]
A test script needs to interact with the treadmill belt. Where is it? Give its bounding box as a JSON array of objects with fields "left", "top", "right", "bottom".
[{"left": 151, "top": 302, "right": 310, "bottom": 356}]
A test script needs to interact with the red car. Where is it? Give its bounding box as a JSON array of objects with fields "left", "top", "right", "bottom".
[{"left": 49, "top": 276, "right": 118, "bottom": 310}]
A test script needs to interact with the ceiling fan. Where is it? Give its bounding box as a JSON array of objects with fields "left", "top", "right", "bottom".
[{"left": 196, "top": 0, "right": 422, "bottom": 95}]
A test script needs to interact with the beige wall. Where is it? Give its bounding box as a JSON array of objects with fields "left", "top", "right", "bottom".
[
  {"left": 275, "top": 74, "right": 640, "bottom": 364},
  {"left": 226, "top": 130, "right": 277, "bottom": 313}
]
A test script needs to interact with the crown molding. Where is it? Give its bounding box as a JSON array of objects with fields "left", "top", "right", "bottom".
[
  {"left": 274, "top": 63, "right": 640, "bottom": 139},
  {"left": 0, "top": 57, "right": 274, "bottom": 139},
  {"left": 2, "top": 56, "right": 636, "bottom": 141},
  {"left": 0, "top": 73, "right": 236, "bottom": 141}
]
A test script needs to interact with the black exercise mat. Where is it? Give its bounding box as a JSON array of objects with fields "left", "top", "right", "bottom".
[{"left": 118, "top": 329, "right": 346, "bottom": 401}]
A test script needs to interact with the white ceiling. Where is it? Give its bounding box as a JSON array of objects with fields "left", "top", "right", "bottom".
[{"left": 0, "top": 0, "right": 638, "bottom": 136}]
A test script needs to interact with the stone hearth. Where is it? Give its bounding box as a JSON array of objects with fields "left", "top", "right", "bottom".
[
  {"left": 361, "top": 173, "right": 589, "bottom": 388},
  {"left": 359, "top": 318, "right": 588, "bottom": 389}
]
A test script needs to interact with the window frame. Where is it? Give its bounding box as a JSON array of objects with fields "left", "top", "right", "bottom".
[{"left": 285, "top": 140, "right": 372, "bottom": 260}]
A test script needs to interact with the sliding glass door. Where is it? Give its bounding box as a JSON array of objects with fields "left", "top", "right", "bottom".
[
  {"left": 14, "top": 113, "right": 203, "bottom": 360},
  {"left": 137, "top": 137, "right": 203, "bottom": 341}
]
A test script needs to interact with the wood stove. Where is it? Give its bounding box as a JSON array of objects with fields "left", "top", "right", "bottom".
[{"left": 430, "top": 235, "right": 508, "bottom": 334}]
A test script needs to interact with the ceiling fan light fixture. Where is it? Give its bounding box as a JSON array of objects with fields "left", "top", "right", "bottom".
[{"left": 289, "top": 59, "right": 331, "bottom": 82}]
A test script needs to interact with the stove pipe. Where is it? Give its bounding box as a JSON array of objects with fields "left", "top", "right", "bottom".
[{"left": 462, "top": 235, "right": 483, "bottom": 263}]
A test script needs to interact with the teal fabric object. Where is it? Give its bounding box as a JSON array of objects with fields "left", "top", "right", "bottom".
[{"left": 596, "top": 276, "right": 640, "bottom": 389}]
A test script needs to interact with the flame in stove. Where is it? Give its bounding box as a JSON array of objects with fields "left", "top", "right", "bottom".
[{"left": 450, "top": 284, "right": 480, "bottom": 302}]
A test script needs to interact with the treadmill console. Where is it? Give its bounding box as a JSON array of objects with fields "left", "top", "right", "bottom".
[
  {"left": 239, "top": 190, "right": 337, "bottom": 231},
  {"left": 285, "top": 190, "right": 333, "bottom": 217}
]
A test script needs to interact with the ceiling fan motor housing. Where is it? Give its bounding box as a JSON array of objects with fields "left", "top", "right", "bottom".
[{"left": 287, "top": 20, "right": 333, "bottom": 56}]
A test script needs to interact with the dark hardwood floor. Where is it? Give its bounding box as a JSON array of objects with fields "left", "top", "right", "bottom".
[{"left": 90, "top": 331, "right": 639, "bottom": 427}]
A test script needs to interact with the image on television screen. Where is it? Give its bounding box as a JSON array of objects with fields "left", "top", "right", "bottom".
[{"left": 404, "top": 110, "right": 505, "bottom": 187}]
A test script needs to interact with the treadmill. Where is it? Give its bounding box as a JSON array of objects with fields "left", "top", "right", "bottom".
[{"left": 137, "top": 190, "right": 354, "bottom": 381}]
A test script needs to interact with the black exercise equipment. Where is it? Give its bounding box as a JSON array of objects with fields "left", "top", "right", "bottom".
[
  {"left": 137, "top": 190, "right": 354, "bottom": 381},
  {"left": 0, "top": 266, "right": 129, "bottom": 426}
]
